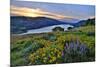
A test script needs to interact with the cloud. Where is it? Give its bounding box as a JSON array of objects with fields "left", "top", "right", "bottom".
[{"left": 10, "top": 6, "right": 74, "bottom": 19}]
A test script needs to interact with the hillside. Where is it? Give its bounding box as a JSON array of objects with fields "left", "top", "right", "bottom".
[
  {"left": 75, "top": 18, "right": 95, "bottom": 27},
  {"left": 11, "top": 25, "right": 95, "bottom": 66},
  {"left": 11, "top": 16, "right": 95, "bottom": 34},
  {"left": 11, "top": 16, "right": 69, "bottom": 34}
]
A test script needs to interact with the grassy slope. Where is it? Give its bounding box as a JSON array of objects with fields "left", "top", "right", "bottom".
[{"left": 11, "top": 25, "right": 95, "bottom": 66}]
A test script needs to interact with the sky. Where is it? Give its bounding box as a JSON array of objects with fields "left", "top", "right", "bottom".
[{"left": 11, "top": 0, "right": 95, "bottom": 20}]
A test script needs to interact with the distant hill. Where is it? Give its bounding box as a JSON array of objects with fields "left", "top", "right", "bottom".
[
  {"left": 11, "top": 16, "right": 95, "bottom": 34},
  {"left": 11, "top": 16, "right": 69, "bottom": 34},
  {"left": 59, "top": 18, "right": 79, "bottom": 23},
  {"left": 74, "top": 18, "right": 95, "bottom": 27}
]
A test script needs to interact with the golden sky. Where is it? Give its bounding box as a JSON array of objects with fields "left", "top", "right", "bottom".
[{"left": 11, "top": 6, "right": 75, "bottom": 20}]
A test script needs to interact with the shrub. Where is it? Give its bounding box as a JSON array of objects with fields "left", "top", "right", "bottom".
[
  {"left": 11, "top": 39, "right": 44, "bottom": 66},
  {"left": 67, "top": 27, "right": 73, "bottom": 30},
  {"left": 42, "top": 33, "right": 57, "bottom": 41},
  {"left": 52, "top": 27, "right": 64, "bottom": 32},
  {"left": 87, "top": 32, "right": 95, "bottom": 36},
  {"left": 62, "top": 40, "right": 95, "bottom": 63},
  {"left": 28, "top": 44, "right": 62, "bottom": 65}
]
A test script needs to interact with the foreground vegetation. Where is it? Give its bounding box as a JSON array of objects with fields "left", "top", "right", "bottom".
[{"left": 11, "top": 24, "right": 95, "bottom": 66}]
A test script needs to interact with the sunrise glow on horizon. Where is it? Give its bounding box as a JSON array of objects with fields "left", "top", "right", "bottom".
[
  {"left": 11, "top": 6, "right": 77, "bottom": 20},
  {"left": 11, "top": 0, "right": 95, "bottom": 20}
]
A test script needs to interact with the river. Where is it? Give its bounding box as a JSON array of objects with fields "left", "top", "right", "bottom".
[{"left": 19, "top": 24, "right": 73, "bottom": 35}]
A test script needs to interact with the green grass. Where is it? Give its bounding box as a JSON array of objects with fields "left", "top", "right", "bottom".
[
  {"left": 72, "top": 25, "right": 95, "bottom": 33},
  {"left": 11, "top": 25, "right": 95, "bottom": 66}
]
